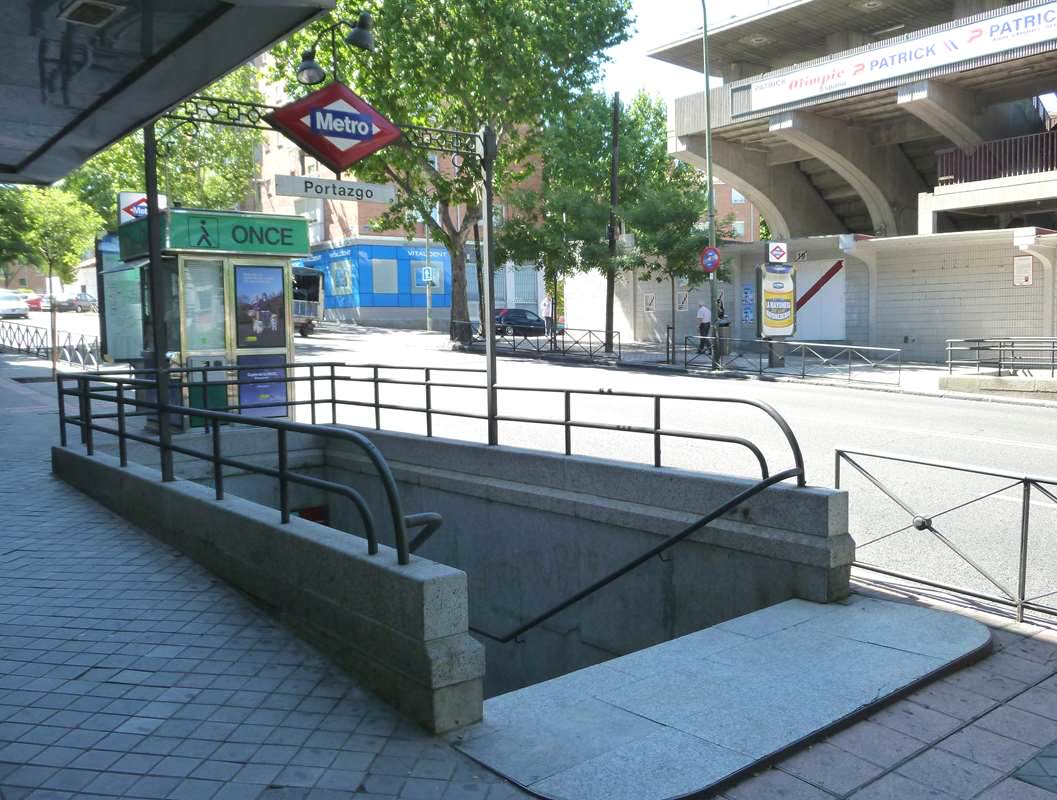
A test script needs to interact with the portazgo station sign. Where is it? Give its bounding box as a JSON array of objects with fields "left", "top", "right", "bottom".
[
  {"left": 265, "top": 82, "right": 401, "bottom": 173},
  {"left": 750, "top": 2, "right": 1057, "bottom": 111}
]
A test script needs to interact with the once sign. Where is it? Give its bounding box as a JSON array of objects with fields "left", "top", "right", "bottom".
[
  {"left": 274, "top": 175, "right": 396, "bottom": 203},
  {"left": 265, "top": 82, "right": 401, "bottom": 174}
]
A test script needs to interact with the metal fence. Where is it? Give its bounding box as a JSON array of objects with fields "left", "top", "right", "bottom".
[
  {"left": 947, "top": 338, "right": 1057, "bottom": 377},
  {"left": 453, "top": 320, "right": 621, "bottom": 360},
  {"left": 64, "top": 360, "right": 808, "bottom": 487},
  {"left": 685, "top": 336, "right": 902, "bottom": 385},
  {"left": 837, "top": 449, "right": 1057, "bottom": 622},
  {"left": 937, "top": 129, "right": 1057, "bottom": 186},
  {"left": 57, "top": 371, "right": 442, "bottom": 566},
  {"left": 0, "top": 319, "right": 100, "bottom": 369}
]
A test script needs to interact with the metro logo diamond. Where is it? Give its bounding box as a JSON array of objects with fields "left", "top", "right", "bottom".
[{"left": 265, "top": 82, "right": 401, "bottom": 173}]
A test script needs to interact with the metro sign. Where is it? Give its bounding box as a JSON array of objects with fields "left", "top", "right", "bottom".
[
  {"left": 767, "top": 241, "right": 789, "bottom": 264},
  {"left": 265, "top": 82, "right": 401, "bottom": 174}
]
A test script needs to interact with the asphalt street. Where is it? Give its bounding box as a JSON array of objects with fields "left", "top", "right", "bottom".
[{"left": 20, "top": 314, "right": 1057, "bottom": 614}]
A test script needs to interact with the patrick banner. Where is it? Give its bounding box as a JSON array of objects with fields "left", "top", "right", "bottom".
[{"left": 750, "top": 3, "right": 1057, "bottom": 111}]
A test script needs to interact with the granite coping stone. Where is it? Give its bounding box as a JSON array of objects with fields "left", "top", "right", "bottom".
[{"left": 451, "top": 595, "right": 992, "bottom": 800}]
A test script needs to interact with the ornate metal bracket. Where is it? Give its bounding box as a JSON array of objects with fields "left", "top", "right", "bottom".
[
  {"left": 399, "top": 125, "right": 481, "bottom": 158},
  {"left": 164, "top": 95, "right": 278, "bottom": 131}
]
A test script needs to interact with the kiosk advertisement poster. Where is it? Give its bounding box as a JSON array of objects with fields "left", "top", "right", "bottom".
[
  {"left": 237, "top": 354, "right": 287, "bottom": 418},
  {"left": 759, "top": 263, "right": 796, "bottom": 337},
  {"left": 235, "top": 266, "right": 286, "bottom": 348}
]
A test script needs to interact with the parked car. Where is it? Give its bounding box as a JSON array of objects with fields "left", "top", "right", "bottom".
[
  {"left": 495, "top": 308, "right": 547, "bottom": 337},
  {"left": 53, "top": 296, "right": 78, "bottom": 312},
  {"left": 22, "top": 293, "right": 46, "bottom": 311},
  {"left": 0, "top": 290, "right": 29, "bottom": 319},
  {"left": 73, "top": 293, "right": 98, "bottom": 313}
]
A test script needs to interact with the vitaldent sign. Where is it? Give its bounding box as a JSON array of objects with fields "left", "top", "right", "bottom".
[
  {"left": 274, "top": 174, "right": 396, "bottom": 203},
  {"left": 751, "top": 3, "right": 1057, "bottom": 111}
]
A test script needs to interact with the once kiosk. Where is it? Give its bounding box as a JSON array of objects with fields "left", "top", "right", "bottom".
[{"left": 103, "top": 208, "right": 311, "bottom": 422}]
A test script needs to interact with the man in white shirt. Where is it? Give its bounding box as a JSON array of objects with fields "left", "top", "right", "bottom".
[
  {"left": 541, "top": 293, "right": 554, "bottom": 336},
  {"left": 696, "top": 303, "right": 712, "bottom": 353}
]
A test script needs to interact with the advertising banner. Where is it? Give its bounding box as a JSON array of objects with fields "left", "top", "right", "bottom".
[
  {"left": 237, "top": 354, "right": 288, "bottom": 418},
  {"left": 235, "top": 265, "right": 286, "bottom": 348},
  {"left": 759, "top": 264, "right": 796, "bottom": 338},
  {"left": 751, "top": 3, "right": 1057, "bottom": 111}
]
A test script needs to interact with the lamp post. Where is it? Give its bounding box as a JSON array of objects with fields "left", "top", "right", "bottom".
[{"left": 701, "top": 0, "right": 718, "bottom": 354}]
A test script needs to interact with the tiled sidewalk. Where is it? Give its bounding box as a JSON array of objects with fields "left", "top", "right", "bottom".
[
  {"left": 0, "top": 366, "right": 528, "bottom": 800},
  {"left": 714, "top": 591, "right": 1057, "bottom": 800}
]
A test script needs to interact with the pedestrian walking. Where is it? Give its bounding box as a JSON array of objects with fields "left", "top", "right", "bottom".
[
  {"left": 541, "top": 293, "right": 554, "bottom": 337},
  {"left": 696, "top": 303, "right": 712, "bottom": 353}
]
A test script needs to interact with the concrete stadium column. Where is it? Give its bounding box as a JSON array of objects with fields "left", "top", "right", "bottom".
[
  {"left": 897, "top": 80, "right": 984, "bottom": 151},
  {"left": 769, "top": 111, "right": 927, "bottom": 236},
  {"left": 673, "top": 133, "right": 844, "bottom": 238}
]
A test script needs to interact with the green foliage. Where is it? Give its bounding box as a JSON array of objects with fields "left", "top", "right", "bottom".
[
  {"left": 759, "top": 216, "right": 771, "bottom": 242},
  {"left": 22, "top": 187, "right": 103, "bottom": 284},
  {"left": 65, "top": 66, "right": 264, "bottom": 230},
  {"left": 269, "top": 0, "right": 631, "bottom": 331},
  {"left": 497, "top": 91, "right": 669, "bottom": 283},
  {"left": 0, "top": 187, "right": 39, "bottom": 287}
]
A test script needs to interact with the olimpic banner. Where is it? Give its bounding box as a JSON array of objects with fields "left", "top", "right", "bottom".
[{"left": 750, "top": 3, "right": 1057, "bottom": 111}]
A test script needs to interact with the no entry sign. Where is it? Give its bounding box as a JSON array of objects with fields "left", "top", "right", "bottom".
[{"left": 701, "top": 246, "right": 721, "bottom": 273}]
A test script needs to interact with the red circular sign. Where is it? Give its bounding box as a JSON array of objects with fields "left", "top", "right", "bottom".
[{"left": 701, "top": 246, "right": 721, "bottom": 273}]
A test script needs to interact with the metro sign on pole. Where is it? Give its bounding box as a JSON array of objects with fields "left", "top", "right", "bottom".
[
  {"left": 767, "top": 241, "right": 789, "bottom": 264},
  {"left": 264, "top": 82, "right": 401, "bottom": 174}
]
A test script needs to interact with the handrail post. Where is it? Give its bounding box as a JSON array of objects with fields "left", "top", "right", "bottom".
[
  {"left": 1017, "top": 479, "right": 1031, "bottom": 623},
  {"left": 373, "top": 366, "right": 381, "bottom": 430},
  {"left": 117, "top": 384, "right": 128, "bottom": 467},
  {"left": 330, "top": 364, "right": 337, "bottom": 424},
  {"left": 564, "top": 390, "right": 572, "bottom": 455},
  {"left": 212, "top": 421, "right": 224, "bottom": 500},
  {"left": 309, "top": 364, "right": 317, "bottom": 425},
  {"left": 77, "top": 376, "right": 88, "bottom": 445},
  {"left": 57, "top": 373, "right": 67, "bottom": 447},
  {"left": 653, "top": 396, "right": 662, "bottom": 468},
  {"left": 834, "top": 450, "right": 842, "bottom": 489},
  {"left": 83, "top": 377, "right": 94, "bottom": 456},
  {"left": 425, "top": 368, "right": 433, "bottom": 437},
  {"left": 278, "top": 428, "right": 290, "bottom": 524}
]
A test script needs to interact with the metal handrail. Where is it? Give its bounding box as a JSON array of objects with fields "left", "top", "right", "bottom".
[
  {"left": 937, "top": 129, "right": 1057, "bottom": 186},
  {"left": 452, "top": 319, "right": 622, "bottom": 360},
  {"left": 57, "top": 372, "right": 438, "bottom": 565},
  {"left": 0, "top": 319, "right": 100, "bottom": 369},
  {"left": 946, "top": 337, "right": 1057, "bottom": 377},
  {"left": 836, "top": 447, "right": 1057, "bottom": 623},
  {"left": 471, "top": 467, "right": 801, "bottom": 643}
]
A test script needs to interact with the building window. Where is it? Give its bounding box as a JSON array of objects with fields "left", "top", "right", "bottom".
[
  {"left": 732, "top": 220, "right": 746, "bottom": 239},
  {"left": 294, "top": 197, "right": 325, "bottom": 245},
  {"left": 18, "top": 278, "right": 26, "bottom": 287},
  {"left": 731, "top": 189, "right": 747, "bottom": 205},
  {"left": 372, "top": 259, "right": 399, "bottom": 294}
]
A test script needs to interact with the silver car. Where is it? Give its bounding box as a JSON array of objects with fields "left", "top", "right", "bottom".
[{"left": 0, "top": 290, "right": 29, "bottom": 319}]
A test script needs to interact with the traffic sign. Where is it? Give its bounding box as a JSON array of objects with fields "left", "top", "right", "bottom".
[
  {"left": 766, "top": 241, "right": 789, "bottom": 264},
  {"left": 265, "top": 82, "right": 401, "bottom": 174},
  {"left": 701, "top": 245, "right": 721, "bottom": 273}
]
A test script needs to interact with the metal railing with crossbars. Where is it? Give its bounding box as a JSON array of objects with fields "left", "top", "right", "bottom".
[
  {"left": 836, "top": 448, "right": 1057, "bottom": 623},
  {"left": 0, "top": 320, "right": 100, "bottom": 369},
  {"left": 685, "top": 336, "right": 902, "bottom": 385},
  {"left": 452, "top": 320, "right": 621, "bottom": 360}
]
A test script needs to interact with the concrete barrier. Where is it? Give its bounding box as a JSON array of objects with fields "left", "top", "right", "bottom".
[
  {"left": 51, "top": 446, "right": 484, "bottom": 734},
  {"left": 940, "top": 373, "right": 1057, "bottom": 401},
  {"left": 323, "top": 430, "right": 853, "bottom": 696}
]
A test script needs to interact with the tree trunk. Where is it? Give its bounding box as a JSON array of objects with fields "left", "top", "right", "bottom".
[{"left": 448, "top": 241, "right": 473, "bottom": 344}]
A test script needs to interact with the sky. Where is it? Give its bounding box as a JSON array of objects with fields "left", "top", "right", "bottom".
[{"left": 597, "top": 0, "right": 764, "bottom": 107}]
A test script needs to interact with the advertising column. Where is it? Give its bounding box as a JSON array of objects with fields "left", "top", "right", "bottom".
[{"left": 759, "top": 241, "right": 796, "bottom": 367}]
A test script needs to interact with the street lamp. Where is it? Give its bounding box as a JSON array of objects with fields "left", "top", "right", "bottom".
[
  {"left": 295, "top": 11, "right": 375, "bottom": 86},
  {"left": 701, "top": 0, "right": 719, "bottom": 359}
]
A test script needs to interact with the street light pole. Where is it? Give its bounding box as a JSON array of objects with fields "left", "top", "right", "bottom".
[
  {"left": 701, "top": 0, "right": 718, "bottom": 352},
  {"left": 478, "top": 125, "right": 499, "bottom": 446}
]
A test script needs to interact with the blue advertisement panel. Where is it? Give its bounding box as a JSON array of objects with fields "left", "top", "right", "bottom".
[
  {"left": 237, "top": 354, "right": 288, "bottom": 418},
  {"left": 235, "top": 265, "right": 286, "bottom": 348}
]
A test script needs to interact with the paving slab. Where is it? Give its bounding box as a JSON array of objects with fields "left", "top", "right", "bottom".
[{"left": 451, "top": 596, "right": 991, "bottom": 800}]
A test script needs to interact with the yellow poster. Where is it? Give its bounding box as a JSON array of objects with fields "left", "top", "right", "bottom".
[{"left": 760, "top": 264, "right": 796, "bottom": 337}]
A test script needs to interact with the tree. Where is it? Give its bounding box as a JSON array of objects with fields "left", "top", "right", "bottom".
[
  {"left": 498, "top": 91, "right": 670, "bottom": 320},
  {"left": 65, "top": 66, "right": 264, "bottom": 229},
  {"left": 270, "top": 0, "right": 631, "bottom": 340},
  {"left": 0, "top": 187, "right": 38, "bottom": 287},
  {"left": 22, "top": 187, "right": 103, "bottom": 287}
]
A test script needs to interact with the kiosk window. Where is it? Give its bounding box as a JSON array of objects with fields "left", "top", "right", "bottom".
[{"left": 183, "top": 259, "right": 225, "bottom": 350}]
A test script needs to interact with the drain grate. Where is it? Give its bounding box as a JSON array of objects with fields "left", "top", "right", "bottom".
[{"left": 1015, "top": 738, "right": 1057, "bottom": 794}]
